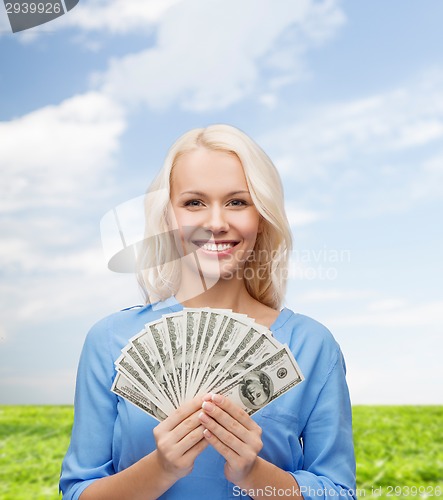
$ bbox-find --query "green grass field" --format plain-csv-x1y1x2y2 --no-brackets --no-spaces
0,406,442,499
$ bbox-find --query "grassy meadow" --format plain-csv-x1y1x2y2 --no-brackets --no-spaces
0,405,442,499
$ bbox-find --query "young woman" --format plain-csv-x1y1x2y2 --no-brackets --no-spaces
60,125,356,499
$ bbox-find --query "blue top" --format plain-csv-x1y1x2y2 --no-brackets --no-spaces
60,299,357,499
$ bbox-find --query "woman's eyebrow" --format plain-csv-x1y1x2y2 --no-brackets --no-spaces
179,190,206,196
180,190,250,196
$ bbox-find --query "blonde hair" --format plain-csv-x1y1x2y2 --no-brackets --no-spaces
137,124,292,309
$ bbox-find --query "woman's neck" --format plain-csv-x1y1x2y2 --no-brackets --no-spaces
176,275,254,312
174,264,281,328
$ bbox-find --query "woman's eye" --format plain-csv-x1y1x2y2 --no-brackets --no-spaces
184,200,203,207
229,199,248,207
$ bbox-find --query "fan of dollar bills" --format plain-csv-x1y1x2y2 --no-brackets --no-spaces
112,308,304,421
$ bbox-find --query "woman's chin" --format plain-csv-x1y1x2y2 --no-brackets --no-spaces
201,266,242,283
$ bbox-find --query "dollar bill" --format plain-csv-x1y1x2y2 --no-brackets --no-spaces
218,345,304,415
189,310,229,394
130,328,179,408
198,314,278,393
182,308,206,400
114,350,174,415
119,343,172,406
196,316,255,394
111,372,167,422
145,319,181,406
162,312,186,404
209,329,280,393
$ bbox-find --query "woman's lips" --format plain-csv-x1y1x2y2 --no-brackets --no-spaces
192,240,240,255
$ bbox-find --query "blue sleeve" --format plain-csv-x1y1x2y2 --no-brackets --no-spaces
290,348,357,499
60,316,118,500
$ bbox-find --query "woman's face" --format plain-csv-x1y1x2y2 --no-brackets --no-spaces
170,147,261,282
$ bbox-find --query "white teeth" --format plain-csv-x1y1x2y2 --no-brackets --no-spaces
201,242,234,252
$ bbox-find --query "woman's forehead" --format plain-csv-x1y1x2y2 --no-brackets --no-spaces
171,148,248,191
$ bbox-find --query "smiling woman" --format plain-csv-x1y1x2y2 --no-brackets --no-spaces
59,124,357,500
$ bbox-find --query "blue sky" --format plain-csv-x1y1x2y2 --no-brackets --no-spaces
1,0,442,405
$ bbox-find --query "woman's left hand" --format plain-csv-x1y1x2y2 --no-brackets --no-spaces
198,393,263,484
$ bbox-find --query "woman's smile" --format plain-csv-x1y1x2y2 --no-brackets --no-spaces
191,239,240,256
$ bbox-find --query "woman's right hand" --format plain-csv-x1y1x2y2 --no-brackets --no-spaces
153,394,209,480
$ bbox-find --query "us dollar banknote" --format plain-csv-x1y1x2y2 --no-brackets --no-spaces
112,308,305,419
218,345,304,414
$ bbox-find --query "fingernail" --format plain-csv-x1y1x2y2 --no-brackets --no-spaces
202,401,215,412
198,411,209,423
211,393,223,404
203,428,212,438
202,393,213,402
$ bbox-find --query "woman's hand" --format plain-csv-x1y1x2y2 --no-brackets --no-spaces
153,395,209,481
198,393,263,484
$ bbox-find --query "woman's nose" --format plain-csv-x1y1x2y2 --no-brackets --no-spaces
203,206,229,233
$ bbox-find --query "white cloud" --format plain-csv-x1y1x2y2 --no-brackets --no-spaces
19,270,140,322
367,298,407,312
0,0,184,38
0,237,104,275
263,69,443,213
258,93,278,110
0,90,130,347
59,0,183,33
0,256,141,325
285,203,324,227
3,0,345,113
348,364,443,405
268,79,443,175
0,324,7,343
0,91,126,212
297,288,374,302
0,4,11,33
328,299,443,328
390,119,443,150
98,0,345,111
0,370,78,404
409,150,443,201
